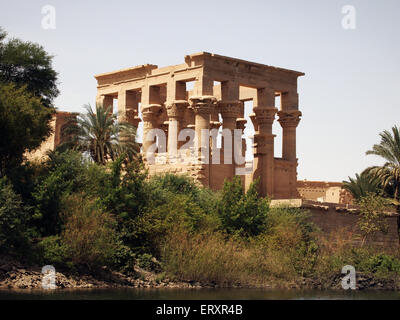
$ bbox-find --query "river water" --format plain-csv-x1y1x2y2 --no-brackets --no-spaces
0,288,400,300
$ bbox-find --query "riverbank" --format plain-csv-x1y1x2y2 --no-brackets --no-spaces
0,257,203,289
1,258,399,290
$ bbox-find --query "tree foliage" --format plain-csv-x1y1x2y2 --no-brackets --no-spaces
0,27,59,108
0,177,29,254
0,83,54,176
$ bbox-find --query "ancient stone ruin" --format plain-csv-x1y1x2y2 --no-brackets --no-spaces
94,52,304,199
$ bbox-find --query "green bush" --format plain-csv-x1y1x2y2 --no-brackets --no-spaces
0,177,30,254
147,173,219,220
147,173,199,208
97,158,149,220
109,242,136,274
61,194,119,270
36,235,68,268
32,150,88,236
263,207,316,245
137,253,162,273
217,176,269,237
361,253,400,274
254,207,318,277
357,193,392,245
131,193,219,256
149,173,198,195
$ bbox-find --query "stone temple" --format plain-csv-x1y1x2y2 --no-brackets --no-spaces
94,52,303,199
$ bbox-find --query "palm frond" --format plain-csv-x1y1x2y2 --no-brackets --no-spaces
365,126,400,201
57,103,140,165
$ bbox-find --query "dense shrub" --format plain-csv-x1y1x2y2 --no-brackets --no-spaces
356,193,392,245
255,207,318,277
36,235,68,268
32,150,88,236
0,177,29,254
131,193,219,256
364,253,400,274
109,242,136,273
136,253,162,273
147,173,207,209
120,173,219,256
102,158,149,220
148,173,198,196
161,230,260,285
160,204,320,285
61,194,119,270
217,176,269,237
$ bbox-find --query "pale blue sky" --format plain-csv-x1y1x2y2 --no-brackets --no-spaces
1,0,399,182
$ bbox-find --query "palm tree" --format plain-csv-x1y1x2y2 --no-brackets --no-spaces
342,171,382,200
365,126,400,202
60,104,140,165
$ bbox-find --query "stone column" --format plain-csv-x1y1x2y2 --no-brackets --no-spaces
142,104,161,156
277,110,301,162
189,96,215,187
253,107,277,197
166,100,188,158
219,101,241,179
252,87,277,197
277,90,301,198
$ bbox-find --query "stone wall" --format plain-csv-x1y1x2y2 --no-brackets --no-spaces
302,200,399,247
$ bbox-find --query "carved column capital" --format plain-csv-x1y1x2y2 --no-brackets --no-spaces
166,100,188,119
142,104,162,123
218,100,241,119
142,103,162,115
253,106,278,126
189,95,216,115
277,110,302,128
